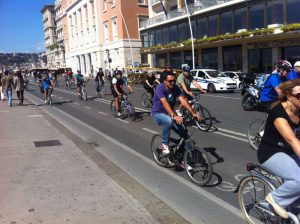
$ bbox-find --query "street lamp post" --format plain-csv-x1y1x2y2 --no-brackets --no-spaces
184,0,195,70
104,0,134,69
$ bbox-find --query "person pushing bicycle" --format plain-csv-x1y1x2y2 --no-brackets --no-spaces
152,70,202,169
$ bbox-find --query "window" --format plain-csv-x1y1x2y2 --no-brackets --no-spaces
202,48,218,69
234,8,247,32
112,18,118,41
103,1,107,11
170,25,178,42
208,15,218,37
198,71,205,78
184,51,198,67
111,0,116,6
197,17,207,38
162,27,169,45
170,52,182,69
103,22,109,43
223,45,242,71
138,16,148,29
287,0,300,24
267,0,283,25
155,29,162,45
149,30,155,47
220,11,232,34
178,22,187,42
138,0,146,4
84,5,89,29
249,4,265,30
248,48,272,74
141,31,149,48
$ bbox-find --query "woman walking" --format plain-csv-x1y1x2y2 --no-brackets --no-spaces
1,71,14,107
14,71,25,106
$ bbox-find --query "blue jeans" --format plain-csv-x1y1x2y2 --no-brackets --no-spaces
262,152,300,208
153,113,188,146
6,87,12,106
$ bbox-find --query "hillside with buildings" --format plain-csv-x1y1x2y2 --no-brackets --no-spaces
0,53,45,71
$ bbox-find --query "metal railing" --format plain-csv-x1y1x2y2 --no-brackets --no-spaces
141,0,236,28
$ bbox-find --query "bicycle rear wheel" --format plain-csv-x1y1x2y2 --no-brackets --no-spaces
194,105,212,132
247,119,265,151
151,135,170,167
141,93,151,108
83,89,87,101
184,146,213,186
238,176,276,224
49,95,52,107
127,102,136,121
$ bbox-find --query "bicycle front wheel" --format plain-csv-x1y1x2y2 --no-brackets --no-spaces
126,102,136,121
247,119,265,151
195,105,212,132
238,176,274,224
141,93,151,108
151,135,170,167
83,89,87,101
184,146,213,186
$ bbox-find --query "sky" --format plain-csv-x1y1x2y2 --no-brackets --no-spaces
0,0,54,53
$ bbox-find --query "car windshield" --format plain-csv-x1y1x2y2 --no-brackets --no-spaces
206,71,226,78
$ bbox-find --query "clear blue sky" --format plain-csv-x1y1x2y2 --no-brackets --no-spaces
0,0,54,53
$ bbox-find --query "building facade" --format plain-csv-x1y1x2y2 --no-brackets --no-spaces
41,5,58,68
140,0,300,74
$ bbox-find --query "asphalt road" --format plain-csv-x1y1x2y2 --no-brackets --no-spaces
26,77,266,217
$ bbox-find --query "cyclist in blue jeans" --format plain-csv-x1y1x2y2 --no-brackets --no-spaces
258,79,300,219
152,70,201,169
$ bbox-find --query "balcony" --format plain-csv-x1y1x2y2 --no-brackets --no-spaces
141,0,237,28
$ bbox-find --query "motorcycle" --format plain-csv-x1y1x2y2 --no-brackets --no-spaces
241,83,262,111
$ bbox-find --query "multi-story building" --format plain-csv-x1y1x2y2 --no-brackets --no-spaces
140,0,300,74
41,5,57,68
101,0,148,71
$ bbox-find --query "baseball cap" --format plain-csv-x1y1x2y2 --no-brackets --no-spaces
294,61,300,67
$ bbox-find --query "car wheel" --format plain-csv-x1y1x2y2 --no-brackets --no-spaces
207,84,216,93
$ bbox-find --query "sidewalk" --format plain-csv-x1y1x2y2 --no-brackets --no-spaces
0,99,159,224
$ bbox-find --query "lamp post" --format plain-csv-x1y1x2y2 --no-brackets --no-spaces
184,0,195,70
104,0,134,69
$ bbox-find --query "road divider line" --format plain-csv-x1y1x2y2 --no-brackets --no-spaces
217,127,247,137
116,118,130,124
84,106,91,110
74,102,80,105
142,128,159,135
214,131,248,143
27,115,43,118
98,111,108,116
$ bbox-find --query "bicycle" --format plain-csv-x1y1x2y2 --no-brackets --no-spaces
110,93,136,121
151,117,213,186
79,84,87,101
181,94,212,132
247,116,267,151
236,163,300,224
45,89,53,106
96,82,106,98
141,84,156,108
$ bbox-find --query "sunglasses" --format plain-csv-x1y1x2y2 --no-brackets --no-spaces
290,93,300,100
166,79,175,83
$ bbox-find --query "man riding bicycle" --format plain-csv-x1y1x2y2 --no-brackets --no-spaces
176,65,205,116
74,70,86,97
143,71,160,98
260,60,292,110
110,70,133,117
152,70,202,169
95,67,105,94
41,72,54,104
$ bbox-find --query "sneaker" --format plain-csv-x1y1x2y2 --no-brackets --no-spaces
159,144,170,156
117,112,122,117
175,109,183,117
266,193,288,219
178,161,192,171
45,100,48,104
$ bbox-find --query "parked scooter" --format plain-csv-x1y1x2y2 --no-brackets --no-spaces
241,83,262,111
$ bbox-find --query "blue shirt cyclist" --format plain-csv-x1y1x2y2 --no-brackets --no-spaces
287,61,300,80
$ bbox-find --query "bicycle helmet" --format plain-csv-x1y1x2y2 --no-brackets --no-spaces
277,60,292,71
182,65,191,73
115,70,122,76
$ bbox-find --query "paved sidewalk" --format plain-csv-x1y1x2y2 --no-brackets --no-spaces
0,99,159,224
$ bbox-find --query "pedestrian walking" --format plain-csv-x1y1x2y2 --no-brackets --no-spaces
1,70,15,107
14,70,24,106
0,72,4,100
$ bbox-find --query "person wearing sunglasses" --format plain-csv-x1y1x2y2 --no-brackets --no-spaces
257,79,300,219
151,70,202,169
259,60,293,110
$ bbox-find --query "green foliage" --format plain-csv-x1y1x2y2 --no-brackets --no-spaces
281,23,300,32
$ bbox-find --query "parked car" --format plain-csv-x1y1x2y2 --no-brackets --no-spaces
222,71,244,89
190,69,237,93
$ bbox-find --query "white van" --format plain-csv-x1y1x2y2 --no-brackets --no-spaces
190,69,237,93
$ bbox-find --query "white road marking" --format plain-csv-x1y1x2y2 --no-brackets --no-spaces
84,106,91,110
58,96,63,99
116,118,130,124
217,127,247,137
0,110,9,113
98,111,108,116
214,131,248,143
27,115,43,118
203,95,241,100
142,128,159,135
74,102,80,105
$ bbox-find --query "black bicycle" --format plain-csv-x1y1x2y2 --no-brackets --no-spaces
110,93,136,121
182,94,212,132
151,117,213,186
